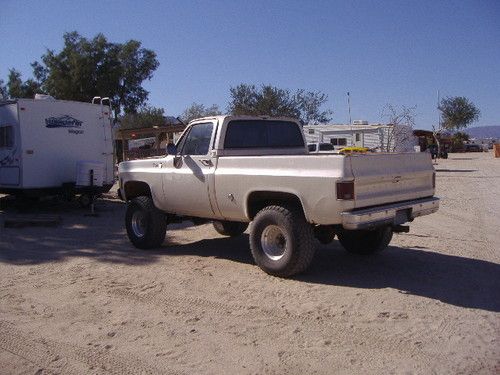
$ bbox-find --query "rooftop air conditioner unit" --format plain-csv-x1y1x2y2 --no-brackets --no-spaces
353,120,369,125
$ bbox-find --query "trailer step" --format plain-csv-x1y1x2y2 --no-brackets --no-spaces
4,215,62,228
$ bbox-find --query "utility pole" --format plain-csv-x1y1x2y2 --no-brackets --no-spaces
347,92,352,125
347,92,353,146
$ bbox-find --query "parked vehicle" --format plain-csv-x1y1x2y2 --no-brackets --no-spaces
307,142,335,153
0,96,114,203
463,143,483,152
118,116,439,277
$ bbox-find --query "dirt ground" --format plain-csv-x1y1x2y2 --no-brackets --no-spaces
0,152,499,375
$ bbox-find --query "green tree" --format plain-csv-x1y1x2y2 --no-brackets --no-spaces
451,131,470,150
438,96,480,131
227,84,332,124
294,89,333,124
31,31,159,117
180,102,222,123
6,69,42,99
0,79,7,100
120,106,165,130
432,96,480,159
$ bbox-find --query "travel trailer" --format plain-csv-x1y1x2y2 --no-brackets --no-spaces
0,96,114,203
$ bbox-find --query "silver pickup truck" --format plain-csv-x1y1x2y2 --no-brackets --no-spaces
118,115,439,277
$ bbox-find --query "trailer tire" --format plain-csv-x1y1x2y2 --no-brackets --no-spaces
337,226,393,255
250,205,315,277
125,196,166,249
213,221,248,237
78,194,92,208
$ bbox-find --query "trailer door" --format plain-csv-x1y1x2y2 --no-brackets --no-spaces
0,103,21,187
101,105,114,185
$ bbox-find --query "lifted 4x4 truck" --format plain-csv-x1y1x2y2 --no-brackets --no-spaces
118,116,439,277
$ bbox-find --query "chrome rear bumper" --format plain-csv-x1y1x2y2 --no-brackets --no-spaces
341,197,440,230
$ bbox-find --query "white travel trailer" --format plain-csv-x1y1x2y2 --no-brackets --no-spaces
0,96,114,201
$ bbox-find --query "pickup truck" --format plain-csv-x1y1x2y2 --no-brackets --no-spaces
118,115,439,277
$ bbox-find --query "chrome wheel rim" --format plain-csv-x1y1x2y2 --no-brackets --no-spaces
131,210,147,238
261,225,287,260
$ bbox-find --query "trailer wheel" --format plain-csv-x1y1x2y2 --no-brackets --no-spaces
78,194,92,208
213,221,248,237
125,196,166,249
337,226,393,255
250,205,315,277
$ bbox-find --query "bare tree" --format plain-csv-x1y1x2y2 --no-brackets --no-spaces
381,104,416,152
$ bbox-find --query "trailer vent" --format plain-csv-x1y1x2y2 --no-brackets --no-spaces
76,161,104,187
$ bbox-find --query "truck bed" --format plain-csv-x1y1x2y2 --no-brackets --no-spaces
346,152,435,209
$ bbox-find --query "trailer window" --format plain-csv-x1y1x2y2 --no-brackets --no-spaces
0,126,14,148
330,138,347,146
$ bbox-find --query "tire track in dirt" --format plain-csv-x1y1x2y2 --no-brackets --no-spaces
0,320,75,374
0,320,182,375
106,282,435,364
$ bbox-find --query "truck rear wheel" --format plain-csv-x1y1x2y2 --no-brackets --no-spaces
125,196,166,249
337,226,393,255
213,221,248,237
250,205,315,277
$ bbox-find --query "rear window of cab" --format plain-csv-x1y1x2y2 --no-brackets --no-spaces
224,120,304,149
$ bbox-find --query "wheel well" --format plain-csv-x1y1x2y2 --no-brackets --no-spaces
247,191,305,220
124,181,152,200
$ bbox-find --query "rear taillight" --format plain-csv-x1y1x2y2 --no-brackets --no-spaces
432,172,436,189
337,181,355,200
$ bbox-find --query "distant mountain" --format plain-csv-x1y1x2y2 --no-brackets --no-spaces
464,126,500,139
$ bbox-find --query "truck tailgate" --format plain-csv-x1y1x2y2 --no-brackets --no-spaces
348,153,435,209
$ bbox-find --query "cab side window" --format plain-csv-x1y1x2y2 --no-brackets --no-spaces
180,122,214,155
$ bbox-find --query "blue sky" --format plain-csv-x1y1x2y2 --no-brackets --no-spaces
1,0,499,129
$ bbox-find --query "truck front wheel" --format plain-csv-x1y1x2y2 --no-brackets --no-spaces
213,221,248,237
125,196,166,249
337,226,393,255
250,205,315,277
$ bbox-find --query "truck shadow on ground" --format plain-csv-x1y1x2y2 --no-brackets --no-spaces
1,197,498,313
299,242,500,313
164,235,500,313
0,198,161,266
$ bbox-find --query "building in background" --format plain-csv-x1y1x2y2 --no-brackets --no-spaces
303,121,417,152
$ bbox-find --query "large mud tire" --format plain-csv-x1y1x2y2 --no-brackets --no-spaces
250,205,315,277
125,196,166,249
337,226,393,255
213,221,248,237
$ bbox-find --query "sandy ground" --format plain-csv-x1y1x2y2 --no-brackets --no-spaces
0,152,499,375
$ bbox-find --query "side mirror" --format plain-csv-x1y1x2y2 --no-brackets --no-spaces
166,143,177,155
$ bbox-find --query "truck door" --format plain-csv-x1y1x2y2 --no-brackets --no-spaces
161,122,218,217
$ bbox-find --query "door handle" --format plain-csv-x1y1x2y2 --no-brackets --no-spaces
199,159,213,167
153,162,163,168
